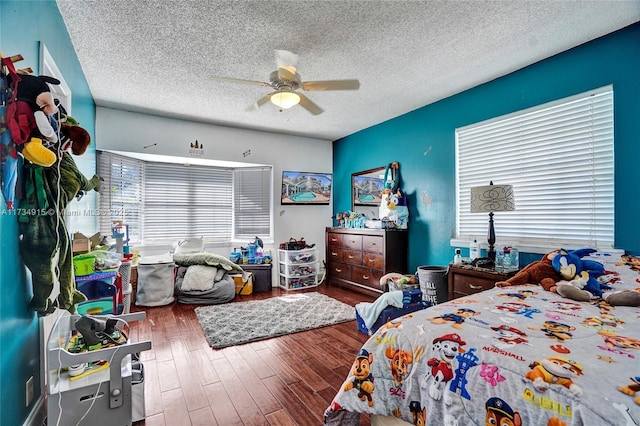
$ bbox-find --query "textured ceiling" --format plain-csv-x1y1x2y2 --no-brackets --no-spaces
56,1,640,141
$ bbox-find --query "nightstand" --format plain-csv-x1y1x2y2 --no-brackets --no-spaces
448,264,517,300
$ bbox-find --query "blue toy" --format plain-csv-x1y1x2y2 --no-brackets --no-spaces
551,248,610,297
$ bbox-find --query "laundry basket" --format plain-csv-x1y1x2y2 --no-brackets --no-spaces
417,266,448,305
136,253,175,307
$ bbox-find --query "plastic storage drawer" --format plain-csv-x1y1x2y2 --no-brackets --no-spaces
279,248,316,264
279,261,318,277
279,274,318,290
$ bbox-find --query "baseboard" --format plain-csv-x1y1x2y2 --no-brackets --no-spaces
22,395,45,426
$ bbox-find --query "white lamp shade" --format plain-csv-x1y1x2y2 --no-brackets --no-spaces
271,91,300,109
470,184,515,213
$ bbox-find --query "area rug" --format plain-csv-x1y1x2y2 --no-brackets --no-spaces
195,292,355,349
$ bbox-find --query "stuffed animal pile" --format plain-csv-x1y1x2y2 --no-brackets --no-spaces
2,56,99,315
496,248,640,307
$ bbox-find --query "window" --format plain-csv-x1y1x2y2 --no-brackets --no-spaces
456,86,614,250
233,167,272,240
97,151,273,245
97,152,144,241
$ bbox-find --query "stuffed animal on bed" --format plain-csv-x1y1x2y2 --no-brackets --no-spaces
548,248,608,301
497,249,640,307
19,115,99,315
550,248,640,306
495,250,562,290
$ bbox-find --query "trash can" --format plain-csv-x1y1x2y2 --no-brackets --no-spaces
417,266,448,305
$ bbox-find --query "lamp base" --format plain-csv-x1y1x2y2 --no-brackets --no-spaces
487,212,496,261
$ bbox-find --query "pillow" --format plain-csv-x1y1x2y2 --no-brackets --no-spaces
173,252,243,272
181,265,218,291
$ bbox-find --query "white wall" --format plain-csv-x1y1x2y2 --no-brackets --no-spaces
95,107,334,265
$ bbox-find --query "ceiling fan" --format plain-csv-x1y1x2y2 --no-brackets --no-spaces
210,50,360,115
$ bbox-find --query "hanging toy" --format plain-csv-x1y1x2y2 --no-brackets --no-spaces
19,113,99,315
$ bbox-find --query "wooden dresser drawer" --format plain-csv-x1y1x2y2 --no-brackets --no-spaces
343,249,363,265
342,234,363,250
327,233,342,247
327,247,343,262
362,252,383,269
452,275,495,298
447,264,516,300
351,266,383,290
328,261,351,281
363,235,384,254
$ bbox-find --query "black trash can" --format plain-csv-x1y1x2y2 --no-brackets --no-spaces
417,266,448,305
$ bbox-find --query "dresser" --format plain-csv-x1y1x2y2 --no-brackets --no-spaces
326,227,408,295
447,263,517,300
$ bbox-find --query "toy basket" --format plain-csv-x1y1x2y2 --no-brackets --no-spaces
73,254,95,276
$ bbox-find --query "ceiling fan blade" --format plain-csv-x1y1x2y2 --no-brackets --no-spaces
297,93,324,115
246,93,273,111
209,76,271,87
302,79,360,91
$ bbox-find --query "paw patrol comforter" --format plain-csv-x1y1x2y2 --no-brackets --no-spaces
325,254,640,426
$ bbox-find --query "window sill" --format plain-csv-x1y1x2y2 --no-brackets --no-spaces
449,238,624,256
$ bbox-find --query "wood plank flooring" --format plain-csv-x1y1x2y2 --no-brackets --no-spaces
129,283,376,426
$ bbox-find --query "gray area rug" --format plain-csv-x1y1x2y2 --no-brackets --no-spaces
195,292,355,349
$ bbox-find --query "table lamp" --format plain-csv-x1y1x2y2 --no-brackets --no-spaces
470,181,515,260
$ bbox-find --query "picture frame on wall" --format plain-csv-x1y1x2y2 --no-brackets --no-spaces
281,171,332,205
352,175,384,206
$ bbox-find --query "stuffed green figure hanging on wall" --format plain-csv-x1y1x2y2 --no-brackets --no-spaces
19,113,99,315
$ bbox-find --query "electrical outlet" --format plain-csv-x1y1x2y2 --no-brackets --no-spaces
25,376,34,407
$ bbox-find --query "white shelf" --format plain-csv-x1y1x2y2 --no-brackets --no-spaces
278,248,320,290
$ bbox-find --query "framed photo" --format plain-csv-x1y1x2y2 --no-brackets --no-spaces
352,175,384,206
281,171,332,205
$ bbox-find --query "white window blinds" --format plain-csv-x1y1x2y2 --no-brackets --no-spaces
97,151,273,245
97,151,144,241
143,162,233,243
456,85,614,249
233,167,272,240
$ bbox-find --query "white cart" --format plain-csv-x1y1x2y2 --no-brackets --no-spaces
47,312,152,426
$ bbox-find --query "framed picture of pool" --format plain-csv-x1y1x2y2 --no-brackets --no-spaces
352,175,384,206
281,171,332,205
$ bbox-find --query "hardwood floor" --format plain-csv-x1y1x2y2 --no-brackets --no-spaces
129,283,377,426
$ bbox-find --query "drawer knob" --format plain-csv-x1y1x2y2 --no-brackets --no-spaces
331,252,338,256
362,275,370,280
335,268,342,273
469,284,483,290
366,258,374,263
348,255,355,259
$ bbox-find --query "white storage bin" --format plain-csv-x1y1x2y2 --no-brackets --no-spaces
279,274,318,290
279,261,319,277
279,248,316,264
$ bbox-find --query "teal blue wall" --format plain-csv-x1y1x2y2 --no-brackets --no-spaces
1,1,95,424
334,23,640,272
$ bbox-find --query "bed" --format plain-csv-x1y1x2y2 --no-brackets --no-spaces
325,252,640,426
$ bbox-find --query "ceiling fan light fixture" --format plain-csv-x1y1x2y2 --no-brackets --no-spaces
271,91,300,109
